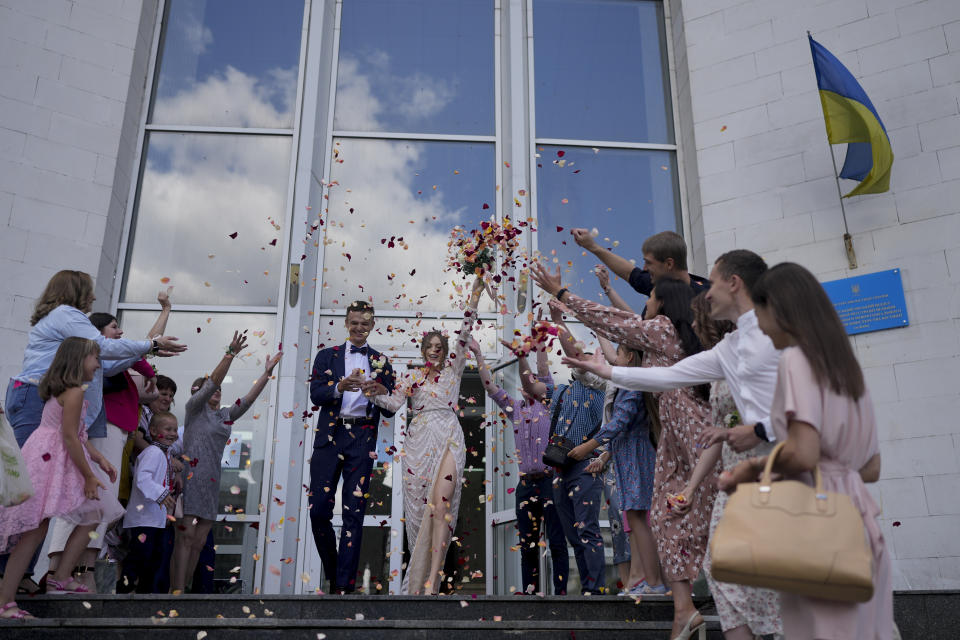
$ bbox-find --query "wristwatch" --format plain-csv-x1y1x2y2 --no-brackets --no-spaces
151,339,160,354
754,421,769,442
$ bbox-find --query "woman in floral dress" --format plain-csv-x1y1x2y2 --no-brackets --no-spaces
543,271,718,640
669,293,782,639
372,277,484,595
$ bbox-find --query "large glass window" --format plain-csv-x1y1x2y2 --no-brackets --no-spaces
534,0,672,143
535,145,679,300
122,133,291,306
334,0,494,135
117,0,306,594
533,0,680,301
151,0,304,128
320,139,497,310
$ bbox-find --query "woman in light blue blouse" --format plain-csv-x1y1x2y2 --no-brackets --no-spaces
0,270,185,593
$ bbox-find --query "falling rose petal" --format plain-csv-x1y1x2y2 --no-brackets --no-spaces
561,198,568,204
82,601,92,609
138,533,148,543
557,150,565,157
197,632,208,640
230,485,241,495
482,203,490,209
160,277,170,284
507,487,515,494
228,232,238,239
42,452,52,461
892,521,901,527
720,125,727,132
556,226,564,232
517,189,527,196
269,239,278,246
196,327,202,333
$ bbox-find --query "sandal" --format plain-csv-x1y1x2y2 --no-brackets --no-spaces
46,577,90,595
0,601,34,620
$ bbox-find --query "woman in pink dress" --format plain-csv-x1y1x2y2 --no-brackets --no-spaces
0,338,124,619
720,262,893,640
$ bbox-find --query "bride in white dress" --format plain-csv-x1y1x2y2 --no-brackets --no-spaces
372,277,485,595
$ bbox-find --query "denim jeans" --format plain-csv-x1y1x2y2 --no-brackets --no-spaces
515,473,568,594
552,459,606,593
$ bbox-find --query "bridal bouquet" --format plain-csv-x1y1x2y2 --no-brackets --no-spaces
446,217,523,281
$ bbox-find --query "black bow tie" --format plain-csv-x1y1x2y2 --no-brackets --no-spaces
350,345,368,355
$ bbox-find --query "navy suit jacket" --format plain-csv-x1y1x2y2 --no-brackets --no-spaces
309,343,396,449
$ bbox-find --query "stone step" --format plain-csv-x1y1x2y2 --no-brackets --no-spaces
14,593,717,622
0,616,726,639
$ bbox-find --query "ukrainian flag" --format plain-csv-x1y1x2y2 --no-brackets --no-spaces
809,35,893,197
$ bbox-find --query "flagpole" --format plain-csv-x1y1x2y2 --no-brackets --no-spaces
809,30,858,270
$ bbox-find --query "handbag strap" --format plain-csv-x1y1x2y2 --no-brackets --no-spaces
760,440,825,502
549,386,570,438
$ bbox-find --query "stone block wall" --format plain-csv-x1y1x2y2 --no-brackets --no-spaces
678,0,960,588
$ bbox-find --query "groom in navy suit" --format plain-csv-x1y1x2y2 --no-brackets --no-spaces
309,300,396,593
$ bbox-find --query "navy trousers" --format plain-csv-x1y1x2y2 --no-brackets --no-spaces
552,459,606,593
309,420,377,592
515,473,568,595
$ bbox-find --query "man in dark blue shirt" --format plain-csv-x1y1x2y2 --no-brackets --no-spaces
570,228,709,298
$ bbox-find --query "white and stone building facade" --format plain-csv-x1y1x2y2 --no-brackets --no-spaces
1,0,958,592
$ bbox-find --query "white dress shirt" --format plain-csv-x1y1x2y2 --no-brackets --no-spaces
335,342,371,418
123,444,171,529
610,309,781,441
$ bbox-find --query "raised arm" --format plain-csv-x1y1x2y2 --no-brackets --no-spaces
146,288,173,339
450,276,486,376
571,228,637,283
186,331,247,415
597,336,618,365
594,265,634,312
468,339,500,396
228,352,282,421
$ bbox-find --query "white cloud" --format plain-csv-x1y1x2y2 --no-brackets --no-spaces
333,52,456,131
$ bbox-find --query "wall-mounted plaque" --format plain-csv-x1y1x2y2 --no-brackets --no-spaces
822,269,909,336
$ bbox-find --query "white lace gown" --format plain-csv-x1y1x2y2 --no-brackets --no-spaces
373,300,478,594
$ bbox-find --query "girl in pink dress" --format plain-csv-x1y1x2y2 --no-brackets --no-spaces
0,337,124,620
720,262,894,640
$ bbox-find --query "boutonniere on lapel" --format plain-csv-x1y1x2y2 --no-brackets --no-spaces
371,355,387,371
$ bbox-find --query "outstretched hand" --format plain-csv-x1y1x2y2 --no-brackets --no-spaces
594,264,610,290
467,338,482,355
264,352,283,374
560,351,612,379
157,287,173,309
530,262,564,297
154,335,187,357
571,228,600,252
227,331,248,356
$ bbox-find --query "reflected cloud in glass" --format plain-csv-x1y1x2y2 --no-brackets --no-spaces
534,0,673,143
535,145,679,304
123,133,290,306
335,0,494,134
151,0,304,128
320,138,496,312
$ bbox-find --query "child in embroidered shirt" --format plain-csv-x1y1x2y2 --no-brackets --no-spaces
118,411,178,593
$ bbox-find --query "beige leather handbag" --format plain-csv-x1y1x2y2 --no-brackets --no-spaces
710,442,874,603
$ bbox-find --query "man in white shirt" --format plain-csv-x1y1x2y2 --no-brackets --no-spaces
559,250,780,452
